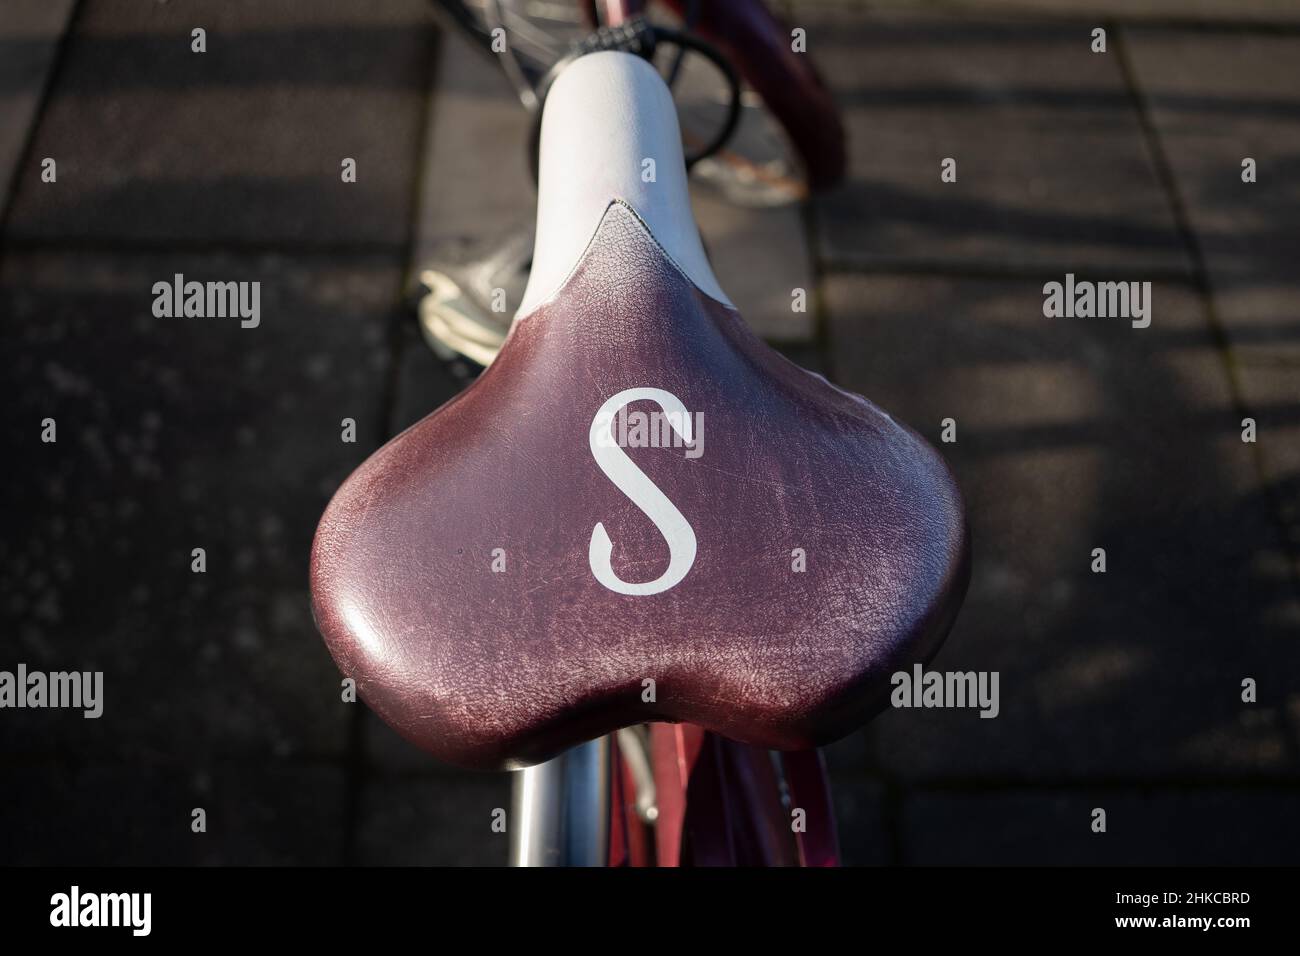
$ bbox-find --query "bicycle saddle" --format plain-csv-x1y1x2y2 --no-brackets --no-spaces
311,52,969,770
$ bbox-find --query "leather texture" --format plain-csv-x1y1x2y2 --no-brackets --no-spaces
311,201,970,770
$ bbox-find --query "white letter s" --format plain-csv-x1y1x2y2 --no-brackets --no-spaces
588,388,697,595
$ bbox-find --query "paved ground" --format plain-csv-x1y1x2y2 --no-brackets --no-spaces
1,1,1297,865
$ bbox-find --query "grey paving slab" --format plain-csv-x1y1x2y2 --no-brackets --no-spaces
902,787,1300,865
1124,28,1300,562
196,762,349,865
1233,348,1300,581
4,0,435,246
1124,30,1300,288
774,343,829,377
358,771,511,865
0,760,346,865
825,273,1300,781
390,291,477,433
365,708,444,773
692,189,817,341
0,250,401,762
822,727,872,775
804,11,1189,275
1,762,198,865
412,26,535,266
828,775,891,865
0,0,76,226
413,26,817,340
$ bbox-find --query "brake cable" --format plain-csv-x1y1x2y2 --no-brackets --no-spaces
663,0,701,90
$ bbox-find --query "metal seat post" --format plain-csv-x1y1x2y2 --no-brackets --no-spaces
509,736,610,866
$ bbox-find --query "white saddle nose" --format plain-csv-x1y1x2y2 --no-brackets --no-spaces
517,50,732,319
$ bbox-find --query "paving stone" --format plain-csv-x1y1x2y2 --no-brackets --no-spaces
364,691,467,775
4,0,435,246
0,250,402,762
804,11,1189,275
1124,30,1300,288
692,189,817,340
1233,349,1300,578
828,775,890,865
198,761,349,865
191,761,348,865
365,709,443,773
412,26,535,267
0,760,346,865
774,343,829,377
902,787,1300,864
822,728,873,776
358,771,511,865
825,273,1300,781
1,761,196,865
0,0,76,225
389,316,472,436
1124,28,1300,564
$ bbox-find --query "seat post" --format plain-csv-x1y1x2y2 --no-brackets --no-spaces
509,736,610,866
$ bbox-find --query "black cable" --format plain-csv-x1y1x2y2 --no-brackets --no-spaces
664,0,701,90
658,26,741,167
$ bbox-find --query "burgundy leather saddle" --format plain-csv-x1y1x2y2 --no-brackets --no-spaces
311,53,969,770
